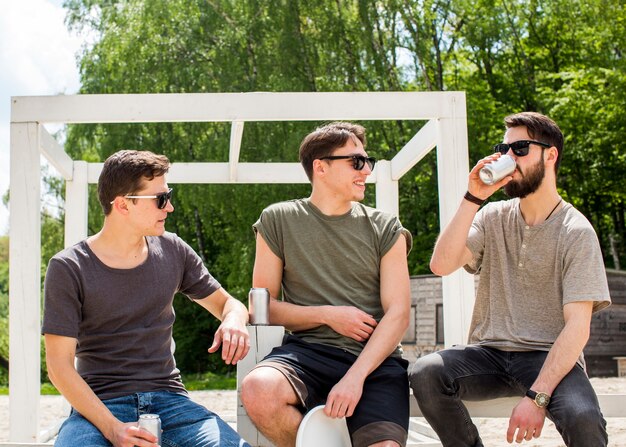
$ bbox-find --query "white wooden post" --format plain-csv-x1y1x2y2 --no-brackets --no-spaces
435,95,475,347
375,160,398,216
9,122,42,442
64,161,89,247
236,326,285,446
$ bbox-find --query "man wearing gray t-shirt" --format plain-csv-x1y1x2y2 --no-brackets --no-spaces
409,112,611,447
241,122,412,447
43,150,251,447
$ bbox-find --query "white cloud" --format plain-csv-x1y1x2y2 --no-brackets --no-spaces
0,0,82,235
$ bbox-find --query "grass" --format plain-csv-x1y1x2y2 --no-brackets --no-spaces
182,372,236,390
0,372,236,395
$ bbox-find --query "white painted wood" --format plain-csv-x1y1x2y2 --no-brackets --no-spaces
375,160,399,216
435,109,475,347
9,91,469,441
37,417,65,443
64,161,89,247
237,326,285,447
11,92,467,124
391,119,437,181
410,393,626,418
229,121,245,182
9,123,42,443
89,162,332,185
597,394,626,417
38,128,73,180
0,443,53,446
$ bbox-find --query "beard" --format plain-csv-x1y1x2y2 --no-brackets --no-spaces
504,156,545,199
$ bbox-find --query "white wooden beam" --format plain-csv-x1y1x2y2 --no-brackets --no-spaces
11,92,466,124
87,162,377,185
391,119,437,181
435,95,475,348
39,128,73,180
229,121,245,182
375,160,399,215
64,161,89,247
9,123,41,442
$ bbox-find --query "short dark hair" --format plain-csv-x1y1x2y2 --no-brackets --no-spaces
504,112,564,174
98,150,170,215
299,122,367,182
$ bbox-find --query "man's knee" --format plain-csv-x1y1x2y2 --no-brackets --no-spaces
55,413,110,447
408,353,446,396
557,402,607,443
241,367,294,417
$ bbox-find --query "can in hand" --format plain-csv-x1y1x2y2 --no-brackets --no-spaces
479,154,516,185
138,413,162,445
248,287,270,325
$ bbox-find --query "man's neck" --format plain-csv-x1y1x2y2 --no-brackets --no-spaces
87,221,149,268
309,190,353,216
518,183,562,226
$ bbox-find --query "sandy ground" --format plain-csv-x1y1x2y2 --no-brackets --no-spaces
1,378,624,446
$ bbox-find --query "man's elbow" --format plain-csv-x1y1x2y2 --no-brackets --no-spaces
45,356,62,387
430,257,452,277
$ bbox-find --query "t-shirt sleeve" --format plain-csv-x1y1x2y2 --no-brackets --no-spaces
464,206,487,274
379,215,412,258
562,224,611,312
252,206,284,261
177,237,221,300
42,257,82,338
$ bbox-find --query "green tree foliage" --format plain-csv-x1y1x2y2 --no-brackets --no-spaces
0,236,9,383
41,0,625,376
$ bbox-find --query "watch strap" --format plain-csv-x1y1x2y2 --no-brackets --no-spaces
525,389,537,400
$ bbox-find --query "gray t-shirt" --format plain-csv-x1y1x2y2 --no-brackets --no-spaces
42,232,220,400
465,199,610,353
253,198,412,357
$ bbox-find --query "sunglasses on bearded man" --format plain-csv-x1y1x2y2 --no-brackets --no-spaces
492,140,551,157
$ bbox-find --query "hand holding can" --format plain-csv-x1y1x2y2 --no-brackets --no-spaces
138,414,161,445
479,154,516,185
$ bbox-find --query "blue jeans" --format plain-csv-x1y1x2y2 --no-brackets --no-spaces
55,391,251,447
408,345,607,447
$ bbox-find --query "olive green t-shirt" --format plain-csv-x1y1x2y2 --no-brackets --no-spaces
253,198,412,357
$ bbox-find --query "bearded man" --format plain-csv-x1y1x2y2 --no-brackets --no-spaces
408,112,611,447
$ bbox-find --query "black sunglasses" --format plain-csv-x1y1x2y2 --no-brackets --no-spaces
319,155,377,171
492,140,551,157
124,188,174,209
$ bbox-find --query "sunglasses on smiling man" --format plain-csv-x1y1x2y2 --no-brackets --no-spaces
318,155,377,171
113,188,174,210
492,140,552,157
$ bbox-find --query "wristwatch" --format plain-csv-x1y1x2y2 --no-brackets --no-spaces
526,389,551,408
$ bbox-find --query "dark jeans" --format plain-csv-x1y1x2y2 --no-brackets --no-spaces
408,345,607,447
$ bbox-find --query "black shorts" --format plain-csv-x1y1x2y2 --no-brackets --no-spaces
255,334,409,447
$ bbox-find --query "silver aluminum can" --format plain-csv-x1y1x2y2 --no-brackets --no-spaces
479,154,516,185
248,287,270,325
138,413,161,445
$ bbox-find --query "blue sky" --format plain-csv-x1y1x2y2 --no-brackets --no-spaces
0,0,82,235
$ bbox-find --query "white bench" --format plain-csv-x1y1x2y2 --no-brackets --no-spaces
237,326,626,446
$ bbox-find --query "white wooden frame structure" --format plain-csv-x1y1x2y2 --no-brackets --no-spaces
8,91,475,443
